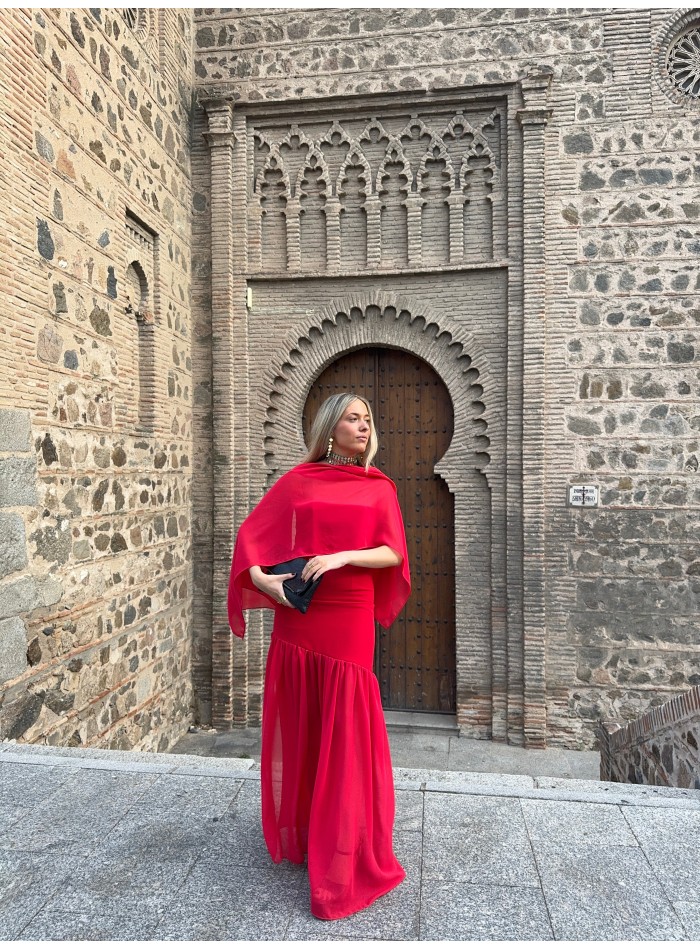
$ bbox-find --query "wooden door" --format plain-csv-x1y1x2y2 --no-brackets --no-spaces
302,347,456,713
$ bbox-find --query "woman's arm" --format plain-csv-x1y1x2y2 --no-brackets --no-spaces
344,545,403,568
300,545,402,583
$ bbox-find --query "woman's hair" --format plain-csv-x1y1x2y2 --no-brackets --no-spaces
302,392,379,470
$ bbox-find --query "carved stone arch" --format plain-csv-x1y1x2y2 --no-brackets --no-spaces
278,123,313,198
417,137,457,193
336,148,372,201
295,146,331,201
251,292,509,747
297,147,331,270
376,137,412,199
398,115,433,141
460,136,499,191
319,121,351,197
441,113,479,142
257,292,499,491
398,115,435,190
251,130,272,192
479,108,499,134
358,118,392,192
254,146,291,200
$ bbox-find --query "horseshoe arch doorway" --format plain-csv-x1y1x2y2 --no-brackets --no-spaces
302,346,456,714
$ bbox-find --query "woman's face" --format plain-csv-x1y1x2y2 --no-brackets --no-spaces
332,399,371,457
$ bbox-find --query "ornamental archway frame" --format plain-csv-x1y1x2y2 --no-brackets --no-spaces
247,292,513,745
202,68,552,748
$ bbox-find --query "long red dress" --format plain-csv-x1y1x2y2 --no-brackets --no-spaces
228,463,411,920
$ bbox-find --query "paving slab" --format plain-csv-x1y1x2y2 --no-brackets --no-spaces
286,879,421,941
521,798,639,847
622,806,700,903
389,747,450,771
672,902,700,940
0,762,79,808
1,744,697,941
20,908,158,942
0,850,80,940
536,774,700,802
155,893,291,941
533,842,687,941
130,771,243,819
422,793,540,888
394,831,422,876
421,881,554,941
394,789,423,833
169,728,601,782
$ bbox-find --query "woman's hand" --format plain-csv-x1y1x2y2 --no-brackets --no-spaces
300,552,349,583
249,566,295,607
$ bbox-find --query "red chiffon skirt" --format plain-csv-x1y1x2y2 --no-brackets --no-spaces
260,564,405,920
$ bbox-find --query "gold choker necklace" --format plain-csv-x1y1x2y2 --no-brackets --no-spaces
325,450,362,466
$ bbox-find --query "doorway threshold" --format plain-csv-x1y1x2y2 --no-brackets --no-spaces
383,710,459,735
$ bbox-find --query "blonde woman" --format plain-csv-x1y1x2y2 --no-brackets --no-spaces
228,393,411,920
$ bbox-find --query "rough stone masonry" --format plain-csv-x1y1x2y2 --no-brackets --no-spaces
190,7,700,749
0,8,699,754
0,9,195,750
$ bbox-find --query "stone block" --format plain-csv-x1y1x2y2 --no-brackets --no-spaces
0,691,45,741
0,617,28,683
534,840,686,939
0,850,79,940
152,891,294,941
0,576,40,620
36,574,62,608
394,789,423,833
0,763,79,809
672,901,700,940
0,514,28,579
622,806,700,902
19,909,158,942
36,325,62,362
286,879,420,940
422,793,540,886
420,881,554,941
0,410,31,453
521,798,638,847
130,771,243,819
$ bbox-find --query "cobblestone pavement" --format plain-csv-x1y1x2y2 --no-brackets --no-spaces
1,742,699,941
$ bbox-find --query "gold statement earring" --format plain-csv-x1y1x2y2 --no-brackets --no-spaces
326,436,333,459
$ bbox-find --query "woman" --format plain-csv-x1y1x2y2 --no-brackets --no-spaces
228,393,411,920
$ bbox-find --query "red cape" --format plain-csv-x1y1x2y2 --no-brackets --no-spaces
227,463,411,638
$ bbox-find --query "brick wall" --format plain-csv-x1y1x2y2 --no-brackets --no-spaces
192,8,700,747
0,9,195,751
599,684,700,787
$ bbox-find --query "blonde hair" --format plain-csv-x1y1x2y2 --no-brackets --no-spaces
302,392,378,470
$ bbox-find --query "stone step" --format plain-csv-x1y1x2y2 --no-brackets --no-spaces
2,742,699,810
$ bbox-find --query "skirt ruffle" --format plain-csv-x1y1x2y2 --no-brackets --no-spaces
261,635,406,920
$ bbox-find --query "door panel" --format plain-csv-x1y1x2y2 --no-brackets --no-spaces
303,347,456,713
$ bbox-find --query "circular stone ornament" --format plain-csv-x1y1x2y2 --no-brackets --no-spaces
654,10,700,107
667,26,700,98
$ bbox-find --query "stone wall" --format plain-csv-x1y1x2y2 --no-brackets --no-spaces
192,8,700,747
599,685,700,788
0,9,195,751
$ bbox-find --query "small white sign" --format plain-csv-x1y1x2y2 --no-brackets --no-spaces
569,485,599,507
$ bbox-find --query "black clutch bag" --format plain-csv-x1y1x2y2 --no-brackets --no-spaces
265,556,322,613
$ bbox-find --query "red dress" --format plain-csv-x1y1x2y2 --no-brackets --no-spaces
228,463,411,920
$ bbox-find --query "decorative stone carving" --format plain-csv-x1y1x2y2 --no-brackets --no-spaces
653,10,700,108
247,104,507,274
